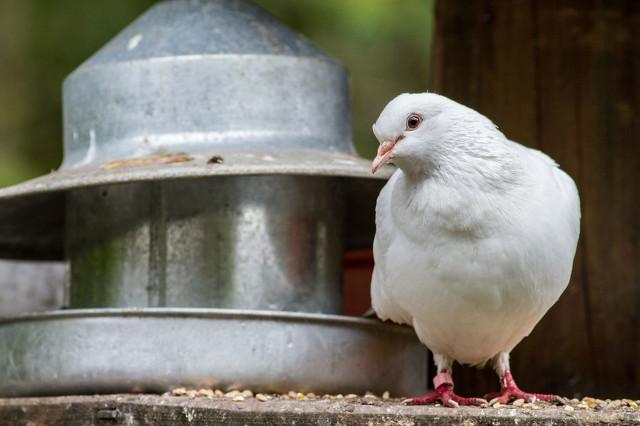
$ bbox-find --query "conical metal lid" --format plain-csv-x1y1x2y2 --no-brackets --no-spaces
62,0,359,168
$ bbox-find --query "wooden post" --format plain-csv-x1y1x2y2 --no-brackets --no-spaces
432,0,640,398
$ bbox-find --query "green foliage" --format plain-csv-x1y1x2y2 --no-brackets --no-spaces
0,0,156,188
0,0,432,187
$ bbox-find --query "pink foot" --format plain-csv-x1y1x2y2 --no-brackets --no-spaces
407,372,487,408
485,369,558,404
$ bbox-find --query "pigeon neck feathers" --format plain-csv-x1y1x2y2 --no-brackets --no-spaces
398,111,524,195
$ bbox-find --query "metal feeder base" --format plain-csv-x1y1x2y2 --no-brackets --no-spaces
0,309,427,397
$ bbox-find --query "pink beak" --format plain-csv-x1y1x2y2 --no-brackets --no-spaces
372,139,398,174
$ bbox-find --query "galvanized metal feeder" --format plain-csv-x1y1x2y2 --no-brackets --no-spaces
0,0,426,397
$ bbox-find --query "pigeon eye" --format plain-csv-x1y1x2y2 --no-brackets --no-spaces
406,114,422,130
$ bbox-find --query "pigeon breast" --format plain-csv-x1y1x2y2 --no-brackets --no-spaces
372,134,580,366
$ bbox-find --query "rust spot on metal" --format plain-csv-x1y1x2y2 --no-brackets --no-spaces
102,154,193,170
207,155,224,165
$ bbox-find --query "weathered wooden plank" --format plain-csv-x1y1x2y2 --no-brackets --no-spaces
1,394,638,426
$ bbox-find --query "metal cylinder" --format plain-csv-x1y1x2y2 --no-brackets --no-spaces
66,176,345,313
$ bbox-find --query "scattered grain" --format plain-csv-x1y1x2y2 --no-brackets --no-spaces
582,397,599,408
196,389,214,398
512,398,525,407
172,387,187,396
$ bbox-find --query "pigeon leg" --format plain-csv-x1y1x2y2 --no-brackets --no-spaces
485,352,558,404
407,371,487,407
407,354,486,407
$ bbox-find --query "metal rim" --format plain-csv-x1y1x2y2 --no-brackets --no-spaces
0,308,427,397
0,151,393,201
0,307,410,332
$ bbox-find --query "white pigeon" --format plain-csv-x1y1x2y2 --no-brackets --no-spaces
371,93,580,407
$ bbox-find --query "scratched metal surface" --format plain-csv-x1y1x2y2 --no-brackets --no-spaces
0,260,64,316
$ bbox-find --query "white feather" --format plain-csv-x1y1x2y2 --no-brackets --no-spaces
371,93,580,367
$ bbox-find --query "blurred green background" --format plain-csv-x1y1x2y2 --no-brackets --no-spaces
0,0,432,188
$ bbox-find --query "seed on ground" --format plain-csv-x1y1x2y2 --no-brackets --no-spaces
582,397,600,408
256,393,269,402
225,390,240,398
382,391,391,400
172,387,187,396
512,399,525,407
196,389,214,398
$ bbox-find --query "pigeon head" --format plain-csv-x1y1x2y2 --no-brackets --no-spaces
371,93,504,177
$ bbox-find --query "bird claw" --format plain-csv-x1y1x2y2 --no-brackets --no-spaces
406,385,487,407
487,390,555,405
485,370,558,405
